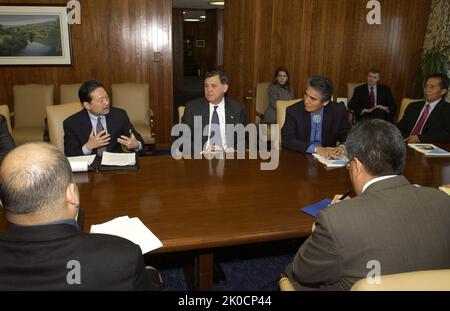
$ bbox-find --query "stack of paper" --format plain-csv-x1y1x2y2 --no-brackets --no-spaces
67,155,96,172
101,152,136,166
439,185,450,196
90,216,163,254
313,154,349,167
408,144,450,157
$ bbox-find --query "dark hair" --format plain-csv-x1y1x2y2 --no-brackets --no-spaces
0,143,73,215
368,68,381,75
272,66,290,88
205,70,228,85
78,80,105,103
307,75,333,102
425,73,450,94
346,119,406,176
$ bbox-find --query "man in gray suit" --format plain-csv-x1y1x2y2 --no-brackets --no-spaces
285,119,450,290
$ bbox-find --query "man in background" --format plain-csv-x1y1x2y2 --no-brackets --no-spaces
64,80,145,156
348,69,396,123
398,72,450,143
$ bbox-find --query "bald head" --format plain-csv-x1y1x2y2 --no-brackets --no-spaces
0,143,74,219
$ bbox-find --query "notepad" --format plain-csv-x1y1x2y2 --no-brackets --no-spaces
313,154,349,167
90,216,163,254
67,155,96,172
300,198,332,217
101,152,136,166
408,144,450,157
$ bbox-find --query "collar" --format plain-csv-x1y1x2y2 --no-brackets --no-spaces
425,99,441,109
209,97,225,109
1,223,81,242
87,110,105,122
362,175,399,193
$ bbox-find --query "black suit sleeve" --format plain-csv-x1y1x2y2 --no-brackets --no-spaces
131,245,162,291
281,108,310,153
419,102,450,143
63,119,85,157
0,115,15,161
347,87,364,118
121,112,145,155
336,103,351,144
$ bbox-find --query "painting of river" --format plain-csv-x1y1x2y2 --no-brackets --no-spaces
0,14,62,57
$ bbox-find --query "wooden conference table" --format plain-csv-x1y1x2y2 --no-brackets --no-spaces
2,146,450,290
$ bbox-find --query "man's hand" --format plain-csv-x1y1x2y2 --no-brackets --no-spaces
404,135,420,143
85,129,110,151
331,194,351,205
361,107,376,114
374,105,389,112
316,146,345,160
117,131,140,150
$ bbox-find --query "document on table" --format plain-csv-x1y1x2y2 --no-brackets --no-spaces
300,199,332,217
67,155,96,172
90,216,163,254
312,154,349,167
101,152,136,166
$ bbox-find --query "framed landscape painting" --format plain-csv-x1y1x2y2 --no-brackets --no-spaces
0,6,72,65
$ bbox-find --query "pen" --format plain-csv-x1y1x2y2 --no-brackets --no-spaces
339,190,352,200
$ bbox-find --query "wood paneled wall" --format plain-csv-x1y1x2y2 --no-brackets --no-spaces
224,0,432,122
0,0,173,146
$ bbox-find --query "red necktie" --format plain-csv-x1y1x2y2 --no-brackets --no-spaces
410,104,430,136
369,87,375,108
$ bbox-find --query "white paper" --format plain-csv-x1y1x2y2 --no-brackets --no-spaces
313,153,349,167
67,155,96,172
68,155,96,165
90,216,163,254
101,152,136,166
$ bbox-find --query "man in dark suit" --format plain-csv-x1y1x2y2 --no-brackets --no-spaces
282,75,350,159
348,69,396,122
397,73,450,143
0,115,15,162
179,70,247,155
63,80,145,157
285,119,450,291
0,142,162,290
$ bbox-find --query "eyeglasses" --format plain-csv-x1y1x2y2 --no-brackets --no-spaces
345,158,354,170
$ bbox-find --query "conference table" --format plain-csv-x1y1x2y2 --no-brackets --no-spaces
1,146,450,290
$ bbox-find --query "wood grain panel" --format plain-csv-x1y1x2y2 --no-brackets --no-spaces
224,0,432,122
0,0,173,145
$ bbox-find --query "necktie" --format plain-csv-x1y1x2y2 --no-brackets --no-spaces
210,106,223,148
410,104,430,136
96,117,107,156
369,86,375,108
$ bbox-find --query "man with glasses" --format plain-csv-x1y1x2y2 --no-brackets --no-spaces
64,80,145,156
285,119,450,290
397,73,450,143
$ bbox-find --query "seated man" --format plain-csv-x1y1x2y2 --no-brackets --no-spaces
398,73,450,143
282,75,350,159
0,142,162,290
285,119,450,290
0,115,15,162
348,69,396,122
180,70,247,154
63,80,145,156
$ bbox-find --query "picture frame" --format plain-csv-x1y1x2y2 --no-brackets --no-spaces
0,5,72,65
196,40,205,48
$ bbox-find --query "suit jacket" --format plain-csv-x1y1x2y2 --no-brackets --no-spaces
0,223,160,290
281,101,350,153
397,99,450,143
286,176,450,291
0,115,15,162
348,84,396,122
180,97,247,153
63,107,145,157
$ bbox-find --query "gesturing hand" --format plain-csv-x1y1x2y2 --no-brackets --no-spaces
85,129,110,151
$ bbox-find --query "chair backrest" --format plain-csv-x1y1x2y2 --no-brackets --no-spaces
13,84,54,128
178,106,185,124
0,105,12,133
351,269,450,291
255,82,271,124
398,98,421,122
60,83,82,105
275,99,302,149
111,83,150,125
347,82,364,101
46,102,83,152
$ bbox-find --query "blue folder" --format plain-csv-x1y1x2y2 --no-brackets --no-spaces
300,198,332,217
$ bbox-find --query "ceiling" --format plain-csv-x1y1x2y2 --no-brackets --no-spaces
173,0,224,9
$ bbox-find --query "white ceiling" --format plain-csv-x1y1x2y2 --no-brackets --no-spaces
173,0,224,9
